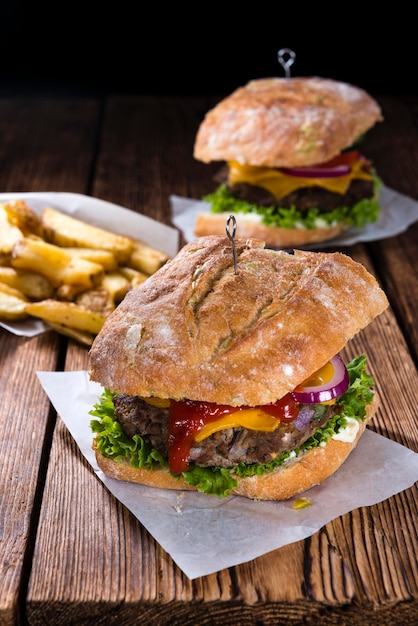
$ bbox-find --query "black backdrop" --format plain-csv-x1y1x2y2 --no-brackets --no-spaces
1,4,415,97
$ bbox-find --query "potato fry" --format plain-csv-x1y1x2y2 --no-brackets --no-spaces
0,282,28,300
0,283,28,320
11,238,104,289
24,300,107,334
62,247,118,271
41,207,134,264
0,253,12,266
0,205,24,254
128,241,170,275
100,271,131,304
55,283,90,301
0,267,54,300
130,275,149,289
2,200,45,238
0,200,173,347
45,322,95,347
75,288,115,315
118,265,149,287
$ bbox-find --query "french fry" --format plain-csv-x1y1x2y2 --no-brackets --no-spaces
0,283,28,320
0,205,24,254
118,266,149,288
0,200,173,347
128,241,170,275
2,200,46,238
41,207,134,264
75,288,115,315
11,238,104,289
24,300,107,334
45,321,95,347
0,253,11,266
0,267,54,300
55,283,90,301
0,282,28,300
100,271,131,304
62,247,118,271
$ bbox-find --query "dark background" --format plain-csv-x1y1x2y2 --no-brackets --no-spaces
0,4,415,98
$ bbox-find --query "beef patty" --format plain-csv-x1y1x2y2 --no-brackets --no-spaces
113,394,340,469
228,179,374,213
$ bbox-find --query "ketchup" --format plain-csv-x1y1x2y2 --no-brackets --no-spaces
260,394,299,422
168,394,299,474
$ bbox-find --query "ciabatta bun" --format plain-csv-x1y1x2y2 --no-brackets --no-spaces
89,236,388,407
194,211,347,248
193,77,382,168
93,394,378,501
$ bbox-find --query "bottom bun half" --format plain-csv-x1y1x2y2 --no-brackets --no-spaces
194,211,347,249
93,394,378,501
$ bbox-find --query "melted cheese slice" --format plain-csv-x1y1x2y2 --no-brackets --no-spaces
194,408,280,443
228,158,372,200
144,397,170,408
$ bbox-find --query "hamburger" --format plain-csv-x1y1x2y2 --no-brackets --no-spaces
193,77,383,248
88,235,388,500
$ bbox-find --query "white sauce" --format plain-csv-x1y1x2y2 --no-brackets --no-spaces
238,215,338,229
332,417,360,443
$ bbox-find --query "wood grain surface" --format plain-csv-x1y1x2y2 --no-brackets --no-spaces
0,94,417,625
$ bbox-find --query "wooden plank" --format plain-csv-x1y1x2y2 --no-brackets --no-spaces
365,95,418,361
370,223,418,362
0,332,60,626
90,95,220,226
0,97,100,193
0,97,100,625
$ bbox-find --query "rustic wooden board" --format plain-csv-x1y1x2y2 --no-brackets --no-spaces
0,97,100,626
1,93,417,624
24,95,418,624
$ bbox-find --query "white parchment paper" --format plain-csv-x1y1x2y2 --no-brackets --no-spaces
171,185,418,248
37,370,418,580
0,192,179,337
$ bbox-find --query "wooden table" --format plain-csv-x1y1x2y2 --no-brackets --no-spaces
1,93,417,626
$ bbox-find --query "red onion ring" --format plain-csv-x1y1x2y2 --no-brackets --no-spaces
292,355,349,404
280,164,351,179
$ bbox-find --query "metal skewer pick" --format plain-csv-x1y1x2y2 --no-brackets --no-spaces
226,215,239,275
277,48,296,78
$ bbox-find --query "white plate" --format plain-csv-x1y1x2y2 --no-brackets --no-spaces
171,185,418,249
0,191,179,337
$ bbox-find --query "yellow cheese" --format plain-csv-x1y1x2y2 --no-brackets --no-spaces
298,360,334,387
143,397,170,408
228,158,372,200
294,360,337,405
194,408,280,442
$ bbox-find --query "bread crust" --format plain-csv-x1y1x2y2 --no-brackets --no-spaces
89,236,389,406
194,211,347,248
194,77,382,168
93,393,378,501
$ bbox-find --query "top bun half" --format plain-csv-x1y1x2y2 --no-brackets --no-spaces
193,77,382,168
89,236,388,407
